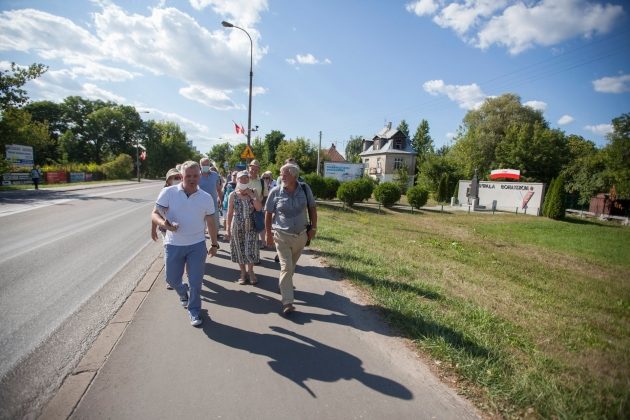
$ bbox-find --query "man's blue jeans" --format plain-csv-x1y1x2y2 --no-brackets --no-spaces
165,241,207,317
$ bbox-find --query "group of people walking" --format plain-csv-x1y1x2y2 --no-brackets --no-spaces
151,158,317,327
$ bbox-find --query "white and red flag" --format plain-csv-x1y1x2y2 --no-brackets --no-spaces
233,121,245,135
490,169,520,180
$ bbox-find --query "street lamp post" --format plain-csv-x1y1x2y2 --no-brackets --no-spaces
222,20,253,148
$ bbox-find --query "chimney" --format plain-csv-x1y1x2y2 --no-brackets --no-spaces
387,121,392,130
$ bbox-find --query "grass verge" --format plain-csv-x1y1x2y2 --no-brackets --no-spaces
315,205,630,418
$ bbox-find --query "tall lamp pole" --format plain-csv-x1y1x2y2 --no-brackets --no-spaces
222,20,253,148
137,111,150,182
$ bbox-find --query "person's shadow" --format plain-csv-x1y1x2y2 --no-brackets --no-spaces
201,319,413,400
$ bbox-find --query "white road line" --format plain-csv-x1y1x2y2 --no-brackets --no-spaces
0,184,159,218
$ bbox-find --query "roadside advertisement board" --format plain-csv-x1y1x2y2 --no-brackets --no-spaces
323,162,363,182
46,171,67,184
69,172,86,182
2,173,32,186
457,180,545,216
5,144,34,168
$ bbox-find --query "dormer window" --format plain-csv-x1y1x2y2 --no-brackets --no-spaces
393,137,403,150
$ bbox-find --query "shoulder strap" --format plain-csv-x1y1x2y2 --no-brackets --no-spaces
300,182,311,224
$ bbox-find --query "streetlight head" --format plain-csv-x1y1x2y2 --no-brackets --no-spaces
221,21,234,28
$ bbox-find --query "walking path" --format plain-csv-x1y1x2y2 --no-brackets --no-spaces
42,237,480,420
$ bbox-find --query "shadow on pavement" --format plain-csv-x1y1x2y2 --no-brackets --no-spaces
200,319,413,400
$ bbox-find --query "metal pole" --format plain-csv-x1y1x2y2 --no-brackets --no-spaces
317,131,321,175
136,136,140,182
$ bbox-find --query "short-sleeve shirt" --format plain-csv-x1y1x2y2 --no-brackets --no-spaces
156,184,215,246
246,177,264,201
199,172,220,203
264,183,315,235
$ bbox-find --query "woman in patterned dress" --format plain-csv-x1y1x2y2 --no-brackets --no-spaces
225,171,262,284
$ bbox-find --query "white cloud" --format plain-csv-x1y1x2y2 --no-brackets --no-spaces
434,0,507,36
592,74,630,93
558,115,574,125
286,53,332,67
524,100,547,111
251,86,268,96
0,4,268,110
81,83,126,103
188,0,268,27
423,79,486,109
405,0,440,17
179,85,243,110
406,0,625,55
584,123,613,136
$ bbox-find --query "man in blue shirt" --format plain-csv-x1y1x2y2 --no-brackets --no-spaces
198,157,223,233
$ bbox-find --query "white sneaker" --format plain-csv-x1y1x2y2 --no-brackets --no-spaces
190,314,202,327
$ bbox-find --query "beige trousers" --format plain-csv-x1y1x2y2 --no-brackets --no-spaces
273,230,308,305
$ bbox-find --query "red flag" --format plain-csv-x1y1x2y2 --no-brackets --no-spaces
234,122,245,134
140,150,147,160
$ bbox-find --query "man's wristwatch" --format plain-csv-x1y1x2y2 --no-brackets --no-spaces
211,243,219,248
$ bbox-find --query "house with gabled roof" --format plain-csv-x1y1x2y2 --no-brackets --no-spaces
325,143,346,163
359,122,417,185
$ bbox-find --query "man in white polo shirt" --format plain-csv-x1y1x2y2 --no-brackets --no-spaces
152,160,219,327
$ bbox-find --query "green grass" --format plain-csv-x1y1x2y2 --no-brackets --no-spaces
315,205,630,419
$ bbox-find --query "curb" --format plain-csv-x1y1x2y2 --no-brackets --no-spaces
38,255,164,420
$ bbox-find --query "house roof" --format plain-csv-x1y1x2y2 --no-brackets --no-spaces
326,144,346,162
360,130,416,157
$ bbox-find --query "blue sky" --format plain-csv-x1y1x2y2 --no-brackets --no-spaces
1,0,629,156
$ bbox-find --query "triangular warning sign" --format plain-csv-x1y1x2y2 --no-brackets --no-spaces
240,145,255,159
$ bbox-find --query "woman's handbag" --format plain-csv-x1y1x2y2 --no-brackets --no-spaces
253,210,265,232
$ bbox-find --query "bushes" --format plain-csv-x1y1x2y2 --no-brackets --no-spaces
543,175,566,219
302,173,340,199
337,177,375,206
407,185,429,209
101,154,134,180
374,182,401,207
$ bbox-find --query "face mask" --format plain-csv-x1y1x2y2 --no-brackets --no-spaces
236,182,249,190
171,180,182,186
201,165,210,173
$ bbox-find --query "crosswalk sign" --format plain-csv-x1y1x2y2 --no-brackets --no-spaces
240,145,255,159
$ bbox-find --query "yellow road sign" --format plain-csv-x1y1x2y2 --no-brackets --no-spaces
240,145,255,159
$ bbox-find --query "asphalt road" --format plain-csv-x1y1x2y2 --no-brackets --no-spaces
0,181,164,418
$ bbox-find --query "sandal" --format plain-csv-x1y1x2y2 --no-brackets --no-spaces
249,272,258,285
238,278,248,285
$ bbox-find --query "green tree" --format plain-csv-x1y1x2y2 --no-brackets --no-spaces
411,119,434,163
495,121,568,184
562,135,605,207
263,130,285,164
274,138,317,173
0,107,54,165
0,62,47,110
345,135,363,163
397,120,410,140
416,153,459,193
450,93,546,177
84,106,143,164
602,113,630,198
143,121,196,178
393,163,410,193
436,173,451,203
208,142,234,172
406,185,429,209
374,182,401,207
543,175,566,219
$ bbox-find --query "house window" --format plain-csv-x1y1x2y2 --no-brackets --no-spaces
394,158,404,170
393,138,403,149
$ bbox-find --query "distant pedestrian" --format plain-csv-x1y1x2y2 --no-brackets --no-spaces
30,165,42,190
222,171,238,216
199,157,223,234
152,161,219,327
265,163,317,315
225,171,262,285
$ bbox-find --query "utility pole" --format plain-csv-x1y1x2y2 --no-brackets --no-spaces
317,131,322,176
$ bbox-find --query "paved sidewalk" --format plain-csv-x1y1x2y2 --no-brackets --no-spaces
44,242,480,420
